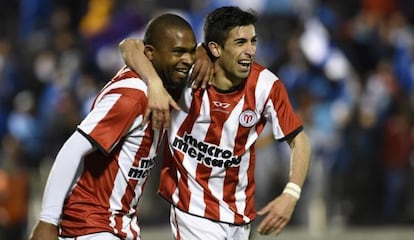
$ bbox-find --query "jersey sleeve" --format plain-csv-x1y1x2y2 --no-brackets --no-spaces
39,131,93,225
77,88,147,154
265,80,303,142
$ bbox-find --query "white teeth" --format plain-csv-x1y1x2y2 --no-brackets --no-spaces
239,60,251,64
177,69,189,73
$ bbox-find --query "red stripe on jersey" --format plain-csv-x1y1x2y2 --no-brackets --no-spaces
60,67,159,238
197,89,225,219
88,88,147,153
159,62,303,225
177,89,202,136
176,153,191,211
61,149,121,236
174,90,203,211
116,126,154,238
230,65,261,222
159,138,186,208
113,66,141,81
270,81,302,134
197,164,216,219
90,66,142,110
201,88,245,220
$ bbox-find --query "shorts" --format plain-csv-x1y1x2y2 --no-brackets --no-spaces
58,232,122,240
170,205,251,240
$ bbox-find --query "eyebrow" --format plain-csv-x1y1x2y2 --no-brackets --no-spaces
233,36,257,42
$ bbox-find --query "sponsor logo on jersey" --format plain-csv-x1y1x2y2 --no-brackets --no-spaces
239,109,258,127
172,133,241,168
212,101,231,113
128,156,156,179
212,101,230,109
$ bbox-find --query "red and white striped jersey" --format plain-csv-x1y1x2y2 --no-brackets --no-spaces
60,67,162,239
159,63,303,225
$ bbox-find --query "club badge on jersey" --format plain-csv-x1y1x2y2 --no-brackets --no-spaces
239,109,259,127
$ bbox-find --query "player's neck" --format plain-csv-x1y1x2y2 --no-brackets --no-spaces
212,71,243,91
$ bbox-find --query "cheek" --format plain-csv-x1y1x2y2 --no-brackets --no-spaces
224,54,237,68
166,57,178,67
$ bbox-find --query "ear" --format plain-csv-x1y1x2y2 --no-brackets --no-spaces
207,42,221,58
144,45,155,61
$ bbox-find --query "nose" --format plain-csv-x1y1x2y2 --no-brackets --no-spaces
245,43,256,58
182,52,195,65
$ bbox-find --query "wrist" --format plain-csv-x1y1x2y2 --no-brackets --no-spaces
282,182,301,200
147,76,164,87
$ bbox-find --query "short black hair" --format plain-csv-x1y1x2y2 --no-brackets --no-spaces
203,6,258,47
144,13,193,47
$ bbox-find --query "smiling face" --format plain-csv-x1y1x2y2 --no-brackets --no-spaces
150,27,196,90
214,24,257,85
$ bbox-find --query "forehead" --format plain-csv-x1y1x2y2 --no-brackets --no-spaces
164,28,196,46
226,24,256,40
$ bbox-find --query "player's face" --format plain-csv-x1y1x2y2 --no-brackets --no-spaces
218,25,257,82
152,28,196,90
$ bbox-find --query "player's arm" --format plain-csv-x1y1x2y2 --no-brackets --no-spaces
119,38,178,130
29,131,94,240
119,38,213,129
190,43,214,89
257,131,311,236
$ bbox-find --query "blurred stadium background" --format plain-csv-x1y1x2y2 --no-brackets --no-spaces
0,0,413,239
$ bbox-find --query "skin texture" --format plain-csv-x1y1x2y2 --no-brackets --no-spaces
29,221,58,240
208,25,257,90
145,28,196,90
257,131,311,236
143,25,198,130
119,39,213,130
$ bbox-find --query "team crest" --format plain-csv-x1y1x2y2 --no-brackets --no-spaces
239,110,258,127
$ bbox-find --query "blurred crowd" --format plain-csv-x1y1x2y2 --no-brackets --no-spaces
0,0,413,239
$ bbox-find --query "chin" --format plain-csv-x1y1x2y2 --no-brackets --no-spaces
238,73,250,79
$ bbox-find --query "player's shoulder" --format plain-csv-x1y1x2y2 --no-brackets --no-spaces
108,66,147,91
112,66,143,81
251,62,279,82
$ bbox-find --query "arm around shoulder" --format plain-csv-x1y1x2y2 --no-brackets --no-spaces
119,38,179,129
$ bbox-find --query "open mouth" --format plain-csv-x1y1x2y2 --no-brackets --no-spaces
175,68,190,77
238,59,251,70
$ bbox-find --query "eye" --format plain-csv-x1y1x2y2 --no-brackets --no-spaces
172,50,183,56
234,39,248,46
235,40,244,46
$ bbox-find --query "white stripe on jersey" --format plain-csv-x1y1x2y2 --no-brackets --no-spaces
95,77,148,106
215,96,245,223
161,63,303,225
236,151,251,223
255,68,278,104
80,93,122,135
171,170,181,208
266,100,284,139
79,77,149,152
185,90,210,216
61,69,160,239
255,69,287,140
108,127,147,211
